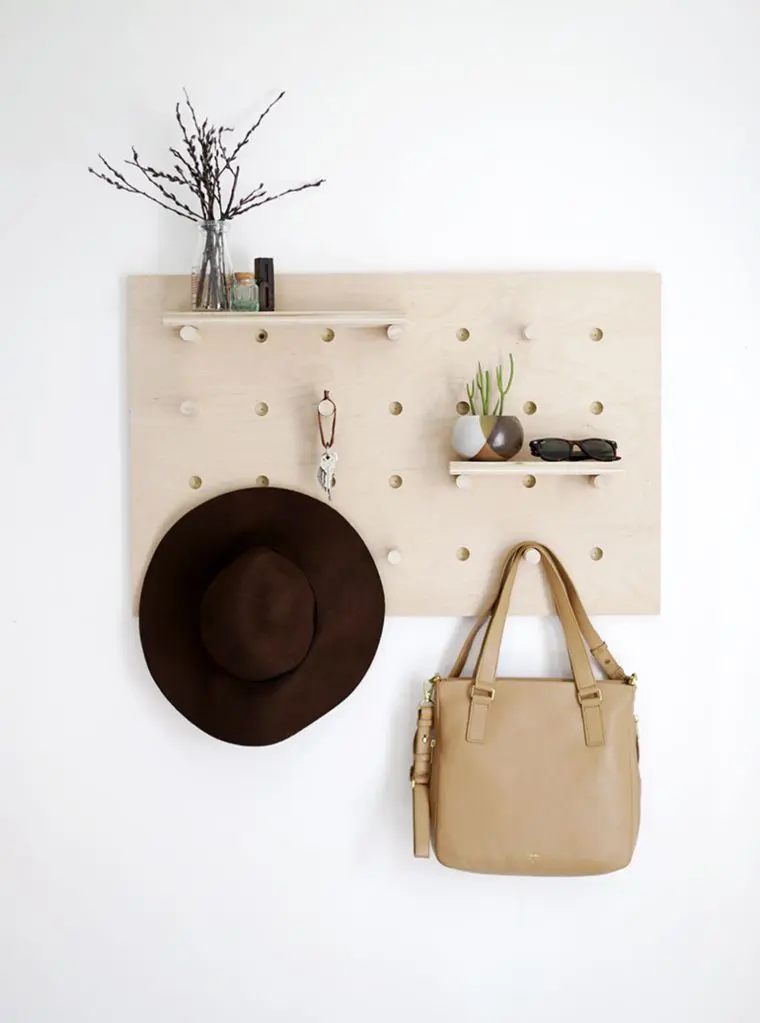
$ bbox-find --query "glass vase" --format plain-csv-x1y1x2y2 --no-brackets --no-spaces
191,221,233,310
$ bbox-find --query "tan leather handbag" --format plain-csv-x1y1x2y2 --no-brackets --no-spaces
411,542,640,875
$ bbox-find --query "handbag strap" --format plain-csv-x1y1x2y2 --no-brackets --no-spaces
464,542,628,747
411,704,434,858
475,544,597,690
450,544,628,683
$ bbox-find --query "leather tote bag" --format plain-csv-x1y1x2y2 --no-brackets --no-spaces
410,542,640,876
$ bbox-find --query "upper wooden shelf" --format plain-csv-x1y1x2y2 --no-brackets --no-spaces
163,310,408,339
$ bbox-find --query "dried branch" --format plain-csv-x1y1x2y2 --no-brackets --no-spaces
89,89,325,226
174,101,208,218
227,90,285,162
222,164,241,218
88,156,199,221
127,149,199,219
228,177,325,219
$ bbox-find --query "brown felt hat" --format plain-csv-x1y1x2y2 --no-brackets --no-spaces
138,487,385,745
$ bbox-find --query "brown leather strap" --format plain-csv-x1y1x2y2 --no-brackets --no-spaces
466,684,495,743
460,543,626,748
450,550,518,678
451,544,627,682
411,704,434,857
475,545,593,685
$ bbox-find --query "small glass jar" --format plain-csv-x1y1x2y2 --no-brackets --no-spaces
231,272,259,312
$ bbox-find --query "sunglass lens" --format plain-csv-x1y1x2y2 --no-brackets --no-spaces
535,439,571,460
581,439,616,460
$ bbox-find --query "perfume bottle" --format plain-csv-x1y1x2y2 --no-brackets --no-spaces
231,272,259,311
254,257,275,311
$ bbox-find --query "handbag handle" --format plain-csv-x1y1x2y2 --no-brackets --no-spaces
450,544,628,683
475,543,596,689
454,543,630,748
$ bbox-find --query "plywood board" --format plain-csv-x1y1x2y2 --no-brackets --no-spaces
129,273,660,616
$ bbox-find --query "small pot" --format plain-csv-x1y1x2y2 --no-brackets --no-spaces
452,414,524,461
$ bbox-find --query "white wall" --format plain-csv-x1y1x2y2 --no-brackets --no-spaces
1,1,758,1020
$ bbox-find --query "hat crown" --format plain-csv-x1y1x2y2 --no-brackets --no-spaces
199,547,315,681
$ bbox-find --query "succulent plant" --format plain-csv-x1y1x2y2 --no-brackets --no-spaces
465,355,515,415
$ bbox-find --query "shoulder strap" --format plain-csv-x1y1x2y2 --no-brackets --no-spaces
411,704,434,857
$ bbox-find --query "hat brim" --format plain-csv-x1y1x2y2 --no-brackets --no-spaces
138,487,385,745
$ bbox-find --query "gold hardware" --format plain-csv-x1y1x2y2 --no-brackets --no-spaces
422,675,441,704
422,734,428,744
625,673,638,686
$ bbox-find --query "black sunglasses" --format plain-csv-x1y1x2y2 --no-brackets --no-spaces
529,438,620,462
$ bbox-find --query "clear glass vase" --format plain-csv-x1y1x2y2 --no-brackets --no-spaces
191,221,233,310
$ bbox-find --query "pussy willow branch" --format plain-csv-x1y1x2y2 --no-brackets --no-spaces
229,179,326,219
127,150,199,219
227,90,285,162
90,90,325,223
88,155,199,221
174,103,208,217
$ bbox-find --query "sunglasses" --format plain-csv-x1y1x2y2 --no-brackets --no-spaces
529,438,620,462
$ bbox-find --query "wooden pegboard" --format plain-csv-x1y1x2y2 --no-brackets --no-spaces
129,272,660,616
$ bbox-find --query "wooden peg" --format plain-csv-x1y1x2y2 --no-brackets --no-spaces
387,549,402,565
521,325,537,342
179,400,197,416
523,548,541,564
386,324,404,341
455,474,472,490
179,325,200,342
590,474,608,490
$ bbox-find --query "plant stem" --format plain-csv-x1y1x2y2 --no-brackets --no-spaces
476,363,487,417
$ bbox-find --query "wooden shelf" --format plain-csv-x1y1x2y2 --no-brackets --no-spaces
449,461,623,477
450,461,623,489
163,310,408,329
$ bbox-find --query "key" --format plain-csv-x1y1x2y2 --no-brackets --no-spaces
318,449,338,500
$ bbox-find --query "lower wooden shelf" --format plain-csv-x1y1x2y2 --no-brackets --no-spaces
449,460,624,489
449,460,623,477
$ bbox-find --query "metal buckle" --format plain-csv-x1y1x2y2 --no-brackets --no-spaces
577,687,603,707
469,684,496,702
